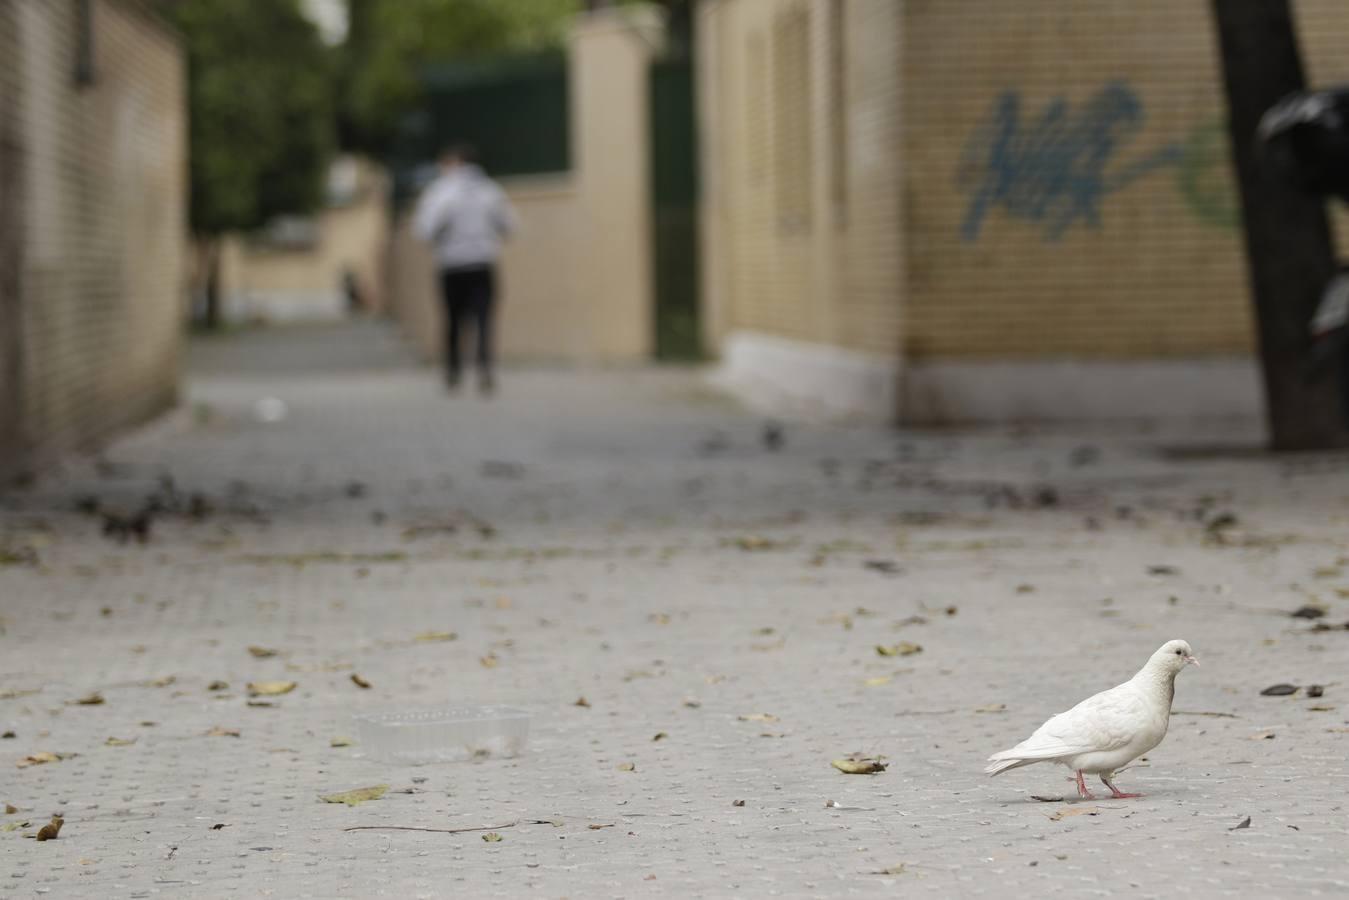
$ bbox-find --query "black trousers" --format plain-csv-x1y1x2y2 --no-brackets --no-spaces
439,265,495,382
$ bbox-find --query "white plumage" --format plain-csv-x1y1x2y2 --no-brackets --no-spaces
986,639,1199,799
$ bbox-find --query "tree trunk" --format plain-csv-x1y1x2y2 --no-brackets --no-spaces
195,236,222,331
1212,0,1349,450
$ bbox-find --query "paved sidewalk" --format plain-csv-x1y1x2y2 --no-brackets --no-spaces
2,323,1348,898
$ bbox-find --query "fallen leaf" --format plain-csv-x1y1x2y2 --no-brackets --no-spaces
482,832,504,842
975,703,1007,713
1,731,14,738
205,726,240,737
682,698,701,708
330,736,353,748
1049,807,1101,821
616,762,636,772
1290,605,1326,620
649,613,671,625
863,676,893,687
35,816,63,841
737,713,777,722
104,736,136,747
652,732,668,742
1260,684,1299,696
1249,731,1277,740
732,800,745,807
1308,705,1336,711
831,757,887,775
320,785,388,806
480,654,499,668
1147,565,1179,576
211,823,227,830
246,700,275,708
246,681,296,697
4,804,17,814
1015,584,1036,594
68,692,104,706
1313,566,1340,579
207,681,229,691
876,642,922,657
574,696,591,708
1030,795,1064,803
413,631,457,643
248,646,278,658
144,675,176,688
588,823,614,830
1230,816,1252,831
350,673,371,689
16,752,65,768
872,865,907,875
1307,685,1326,698
1,822,25,831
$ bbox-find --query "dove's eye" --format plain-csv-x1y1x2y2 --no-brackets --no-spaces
1175,649,1182,655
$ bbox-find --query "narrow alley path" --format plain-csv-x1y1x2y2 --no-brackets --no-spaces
1,322,1346,897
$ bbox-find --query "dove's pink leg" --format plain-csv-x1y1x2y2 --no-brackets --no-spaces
1074,770,1095,800
1100,774,1141,799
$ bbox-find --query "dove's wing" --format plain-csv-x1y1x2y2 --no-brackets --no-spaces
992,682,1145,762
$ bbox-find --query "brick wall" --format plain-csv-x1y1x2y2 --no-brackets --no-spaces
698,0,905,357
699,0,1349,380
0,0,185,478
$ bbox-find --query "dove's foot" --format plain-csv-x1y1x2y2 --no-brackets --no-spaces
1074,770,1096,800
1100,775,1141,799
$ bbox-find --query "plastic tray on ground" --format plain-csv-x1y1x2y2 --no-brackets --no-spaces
353,705,530,765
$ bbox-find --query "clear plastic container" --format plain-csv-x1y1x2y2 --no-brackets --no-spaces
353,706,530,764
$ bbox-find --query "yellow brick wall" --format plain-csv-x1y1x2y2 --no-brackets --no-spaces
0,0,185,476
698,0,905,357
700,0,1349,366
904,0,1349,360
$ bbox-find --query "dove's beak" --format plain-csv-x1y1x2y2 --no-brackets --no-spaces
1185,655,1200,667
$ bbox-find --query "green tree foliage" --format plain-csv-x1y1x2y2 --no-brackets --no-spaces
338,0,577,154
161,0,336,235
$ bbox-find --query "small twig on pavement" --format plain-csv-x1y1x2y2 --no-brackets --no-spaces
344,819,561,835
1173,710,1239,718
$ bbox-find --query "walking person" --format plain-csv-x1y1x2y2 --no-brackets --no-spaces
413,144,517,395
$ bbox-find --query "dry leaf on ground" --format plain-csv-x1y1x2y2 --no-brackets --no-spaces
248,646,278,658
737,713,777,722
480,654,499,668
616,762,636,772
1049,807,1101,821
832,756,887,775
16,752,66,769
247,680,296,697
319,785,388,806
34,816,63,841
205,726,240,737
574,697,591,708
413,630,457,643
350,674,372,689
864,676,893,687
330,736,353,747
104,737,136,747
876,642,922,657
975,703,1007,713
482,832,503,842
68,692,104,706
207,681,229,691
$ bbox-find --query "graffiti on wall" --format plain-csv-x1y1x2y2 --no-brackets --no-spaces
957,82,1234,241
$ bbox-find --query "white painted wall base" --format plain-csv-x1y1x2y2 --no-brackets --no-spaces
900,357,1263,424
711,330,1264,425
223,291,347,325
711,331,900,422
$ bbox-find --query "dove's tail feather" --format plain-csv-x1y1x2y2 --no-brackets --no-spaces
984,755,1037,776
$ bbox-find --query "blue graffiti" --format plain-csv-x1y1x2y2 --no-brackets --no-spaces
958,82,1184,242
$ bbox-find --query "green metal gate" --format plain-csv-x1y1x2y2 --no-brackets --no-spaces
649,56,700,360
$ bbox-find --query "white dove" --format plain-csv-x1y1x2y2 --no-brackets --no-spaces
985,639,1199,799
